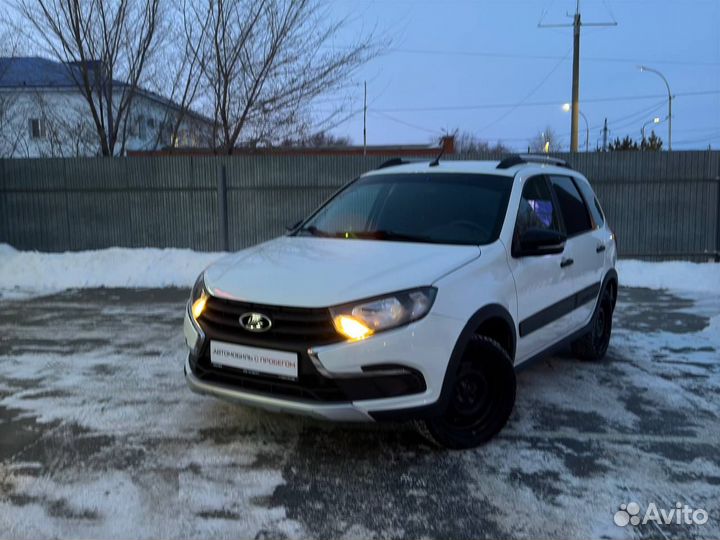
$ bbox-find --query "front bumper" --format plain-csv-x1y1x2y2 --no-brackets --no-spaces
183,300,465,421
184,357,372,421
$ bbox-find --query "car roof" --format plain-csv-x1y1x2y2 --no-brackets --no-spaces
360,159,578,180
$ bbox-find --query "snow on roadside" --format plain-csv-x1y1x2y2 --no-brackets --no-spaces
617,259,719,293
0,244,225,298
1,243,718,297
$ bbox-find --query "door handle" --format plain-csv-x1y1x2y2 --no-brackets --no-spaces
596,244,606,253
560,257,574,268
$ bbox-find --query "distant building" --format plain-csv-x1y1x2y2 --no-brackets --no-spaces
0,57,213,158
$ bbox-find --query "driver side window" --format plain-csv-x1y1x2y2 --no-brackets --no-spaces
514,176,562,237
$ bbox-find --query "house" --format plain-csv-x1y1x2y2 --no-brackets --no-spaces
0,57,213,158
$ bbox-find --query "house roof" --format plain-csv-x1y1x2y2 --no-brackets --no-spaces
0,56,89,88
0,56,213,125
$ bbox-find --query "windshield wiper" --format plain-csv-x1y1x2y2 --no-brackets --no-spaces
296,225,331,237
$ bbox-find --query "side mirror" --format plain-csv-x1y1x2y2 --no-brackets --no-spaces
514,228,566,257
285,219,303,232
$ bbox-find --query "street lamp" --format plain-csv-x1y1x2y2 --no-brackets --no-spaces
639,65,672,151
563,103,589,152
641,116,661,142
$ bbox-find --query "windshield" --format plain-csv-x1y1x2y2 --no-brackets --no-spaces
295,173,513,245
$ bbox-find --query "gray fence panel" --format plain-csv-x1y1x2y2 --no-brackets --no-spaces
0,152,718,260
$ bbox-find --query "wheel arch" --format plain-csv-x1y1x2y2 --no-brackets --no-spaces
603,268,618,309
368,303,516,422
433,303,516,416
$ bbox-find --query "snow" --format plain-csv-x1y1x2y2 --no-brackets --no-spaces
0,293,305,539
0,252,719,538
1,244,718,298
0,244,225,298
617,259,719,293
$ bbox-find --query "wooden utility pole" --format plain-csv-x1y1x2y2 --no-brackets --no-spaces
540,1,616,152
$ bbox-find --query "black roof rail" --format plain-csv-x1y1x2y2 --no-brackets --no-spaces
376,158,425,170
496,154,572,170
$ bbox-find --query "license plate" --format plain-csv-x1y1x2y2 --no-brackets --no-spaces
210,341,298,380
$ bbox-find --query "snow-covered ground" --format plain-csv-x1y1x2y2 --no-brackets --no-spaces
1,243,718,297
0,244,719,539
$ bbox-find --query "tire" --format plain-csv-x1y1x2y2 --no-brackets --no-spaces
420,335,516,449
571,286,614,361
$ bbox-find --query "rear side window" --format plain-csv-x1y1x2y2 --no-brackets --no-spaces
574,178,605,227
549,175,592,236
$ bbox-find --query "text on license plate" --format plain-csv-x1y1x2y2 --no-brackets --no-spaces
210,341,298,380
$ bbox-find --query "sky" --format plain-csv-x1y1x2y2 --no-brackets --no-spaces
321,0,720,151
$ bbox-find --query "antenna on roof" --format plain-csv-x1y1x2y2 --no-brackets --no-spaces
429,145,445,167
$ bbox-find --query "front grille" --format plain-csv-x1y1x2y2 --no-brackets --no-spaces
198,296,343,349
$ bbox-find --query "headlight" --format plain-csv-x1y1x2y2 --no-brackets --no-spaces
190,273,207,320
330,287,437,340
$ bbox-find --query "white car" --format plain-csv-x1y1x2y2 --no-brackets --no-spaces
184,155,618,449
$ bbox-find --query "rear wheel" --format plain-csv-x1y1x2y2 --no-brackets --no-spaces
571,286,614,361
420,335,516,449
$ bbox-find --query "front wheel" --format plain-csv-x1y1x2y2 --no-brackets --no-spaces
571,286,614,361
420,335,516,449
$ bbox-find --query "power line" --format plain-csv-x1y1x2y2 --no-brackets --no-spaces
371,89,720,113
378,48,720,67
477,48,571,135
674,132,720,145
369,110,443,135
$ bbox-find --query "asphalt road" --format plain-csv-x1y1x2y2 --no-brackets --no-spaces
0,286,718,539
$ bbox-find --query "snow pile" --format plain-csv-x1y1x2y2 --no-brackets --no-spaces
0,244,225,297
1,243,718,297
617,259,719,293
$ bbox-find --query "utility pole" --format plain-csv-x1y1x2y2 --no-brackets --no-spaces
602,118,608,151
363,81,367,156
540,1,616,153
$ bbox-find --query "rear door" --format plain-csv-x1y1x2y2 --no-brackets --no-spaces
548,175,602,332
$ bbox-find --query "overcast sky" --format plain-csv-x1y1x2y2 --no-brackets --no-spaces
322,0,720,151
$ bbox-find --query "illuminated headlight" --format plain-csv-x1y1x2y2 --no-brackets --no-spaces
190,273,208,320
330,287,437,340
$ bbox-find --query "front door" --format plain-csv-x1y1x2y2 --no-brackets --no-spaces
507,175,569,363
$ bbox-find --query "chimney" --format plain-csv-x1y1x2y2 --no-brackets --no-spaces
441,135,455,155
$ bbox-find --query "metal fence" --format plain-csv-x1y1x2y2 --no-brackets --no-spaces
1,152,719,260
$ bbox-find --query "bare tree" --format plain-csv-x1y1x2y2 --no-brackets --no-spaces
529,126,563,153
452,130,511,155
34,91,98,156
0,26,27,157
143,0,213,151
185,0,375,153
15,0,162,156
279,131,352,147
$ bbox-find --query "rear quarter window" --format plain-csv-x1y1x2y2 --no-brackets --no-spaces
574,177,605,227
549,175,593,236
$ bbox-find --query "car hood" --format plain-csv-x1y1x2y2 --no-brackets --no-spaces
204,236,480,307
